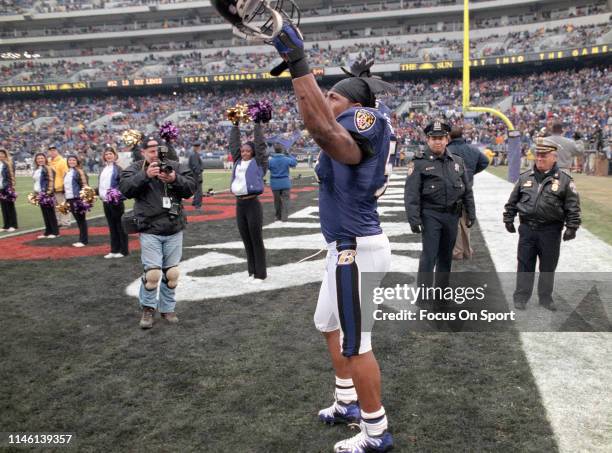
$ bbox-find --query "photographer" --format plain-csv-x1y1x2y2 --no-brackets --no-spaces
119,136,196,329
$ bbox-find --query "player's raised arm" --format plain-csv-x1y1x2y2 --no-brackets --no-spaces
271,24,362,165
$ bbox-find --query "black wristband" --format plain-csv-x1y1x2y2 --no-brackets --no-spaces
288,58,310,79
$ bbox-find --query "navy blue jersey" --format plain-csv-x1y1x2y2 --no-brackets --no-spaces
315,107,392,243
375,100,396,141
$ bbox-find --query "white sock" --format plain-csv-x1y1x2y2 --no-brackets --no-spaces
361,407,388,436
335,376,358,404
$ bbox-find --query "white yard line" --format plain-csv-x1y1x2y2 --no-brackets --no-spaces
475,171,612,453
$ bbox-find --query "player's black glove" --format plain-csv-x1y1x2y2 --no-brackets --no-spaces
271,23,309,79
505,222,516,233
563,228,576,241
410,224,422,234
342,58,375,77
466,218,474,228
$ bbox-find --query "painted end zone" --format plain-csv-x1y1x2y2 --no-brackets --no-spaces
0,187,316,261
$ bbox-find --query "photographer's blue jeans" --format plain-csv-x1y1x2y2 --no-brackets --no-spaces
139,231,183,313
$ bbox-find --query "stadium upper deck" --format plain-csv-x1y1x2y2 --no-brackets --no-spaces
0,0,609,87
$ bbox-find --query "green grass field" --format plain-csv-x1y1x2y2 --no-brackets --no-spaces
0,185,558,452
0,168,314,236
487,166,612,246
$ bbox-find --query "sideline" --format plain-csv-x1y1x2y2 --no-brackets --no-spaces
475,171,612,453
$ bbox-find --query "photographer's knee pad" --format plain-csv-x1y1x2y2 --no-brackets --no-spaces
163,266,179,289
142,268,162,291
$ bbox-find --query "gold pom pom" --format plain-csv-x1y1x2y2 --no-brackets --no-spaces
56,201,70,215
27,192,39,206
226,104,250,124
79,186,97,205
121,129,143,147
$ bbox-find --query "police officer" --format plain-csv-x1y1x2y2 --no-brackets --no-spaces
188,141,204,210
503,137,581,311
404,120,476,283
447,126,489,260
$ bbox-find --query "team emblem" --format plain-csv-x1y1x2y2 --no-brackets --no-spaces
337,249,357,266
354,109,376,132
407,161,415,176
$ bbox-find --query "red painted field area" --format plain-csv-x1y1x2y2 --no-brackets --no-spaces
0,187,316,261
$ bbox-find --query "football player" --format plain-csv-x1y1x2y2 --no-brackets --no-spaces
271,25,395,453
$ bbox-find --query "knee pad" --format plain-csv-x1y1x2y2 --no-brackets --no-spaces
142,268,162,290
163,266,179,289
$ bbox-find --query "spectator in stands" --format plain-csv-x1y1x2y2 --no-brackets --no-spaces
32,152,59,239
64,155,89,247
229,119,268,283
268,146,297,223
546,121,584,171
0,148,18,232
98,145,129,258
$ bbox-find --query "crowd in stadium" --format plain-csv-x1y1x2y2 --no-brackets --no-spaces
1,0,578,16
2,2,606,36
2,22,609,84
0,66,609,170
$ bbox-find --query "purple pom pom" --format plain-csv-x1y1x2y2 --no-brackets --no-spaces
105,187,123,205
0,187,17,203
73,199,92,215
38,192,56,208
248,100,273,123
159,121,179,142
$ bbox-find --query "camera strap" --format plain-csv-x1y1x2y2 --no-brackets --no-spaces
162,183,171,209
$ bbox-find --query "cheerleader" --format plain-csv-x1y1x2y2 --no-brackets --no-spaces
0,148,18,232
98,145,128,258
64,154,89,247
33,152,59,238
229,121,269,282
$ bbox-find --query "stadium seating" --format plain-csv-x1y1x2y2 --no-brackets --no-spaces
1,66,609,167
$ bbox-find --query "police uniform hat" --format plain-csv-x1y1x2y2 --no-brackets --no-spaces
424,120,451,137
535,137,558,154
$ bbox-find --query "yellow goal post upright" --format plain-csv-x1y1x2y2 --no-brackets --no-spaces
462,0,522,182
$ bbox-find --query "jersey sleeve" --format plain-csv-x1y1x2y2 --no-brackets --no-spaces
336,107,386,159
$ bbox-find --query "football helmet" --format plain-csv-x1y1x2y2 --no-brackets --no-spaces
211,0,300,41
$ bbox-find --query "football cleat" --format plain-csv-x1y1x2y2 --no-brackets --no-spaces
318,400,360,425
333,424,393,453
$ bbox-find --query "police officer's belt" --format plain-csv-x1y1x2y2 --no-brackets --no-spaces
425,204,461,214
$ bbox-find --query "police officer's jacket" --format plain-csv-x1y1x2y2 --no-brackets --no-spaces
119,159,196,235
404,147,476,227
447,138,489,184
503,164,581,229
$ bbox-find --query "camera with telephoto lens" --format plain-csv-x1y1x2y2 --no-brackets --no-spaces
157,145,174,174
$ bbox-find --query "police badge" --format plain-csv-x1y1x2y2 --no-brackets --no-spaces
354,109,376,132
551,180,559,192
